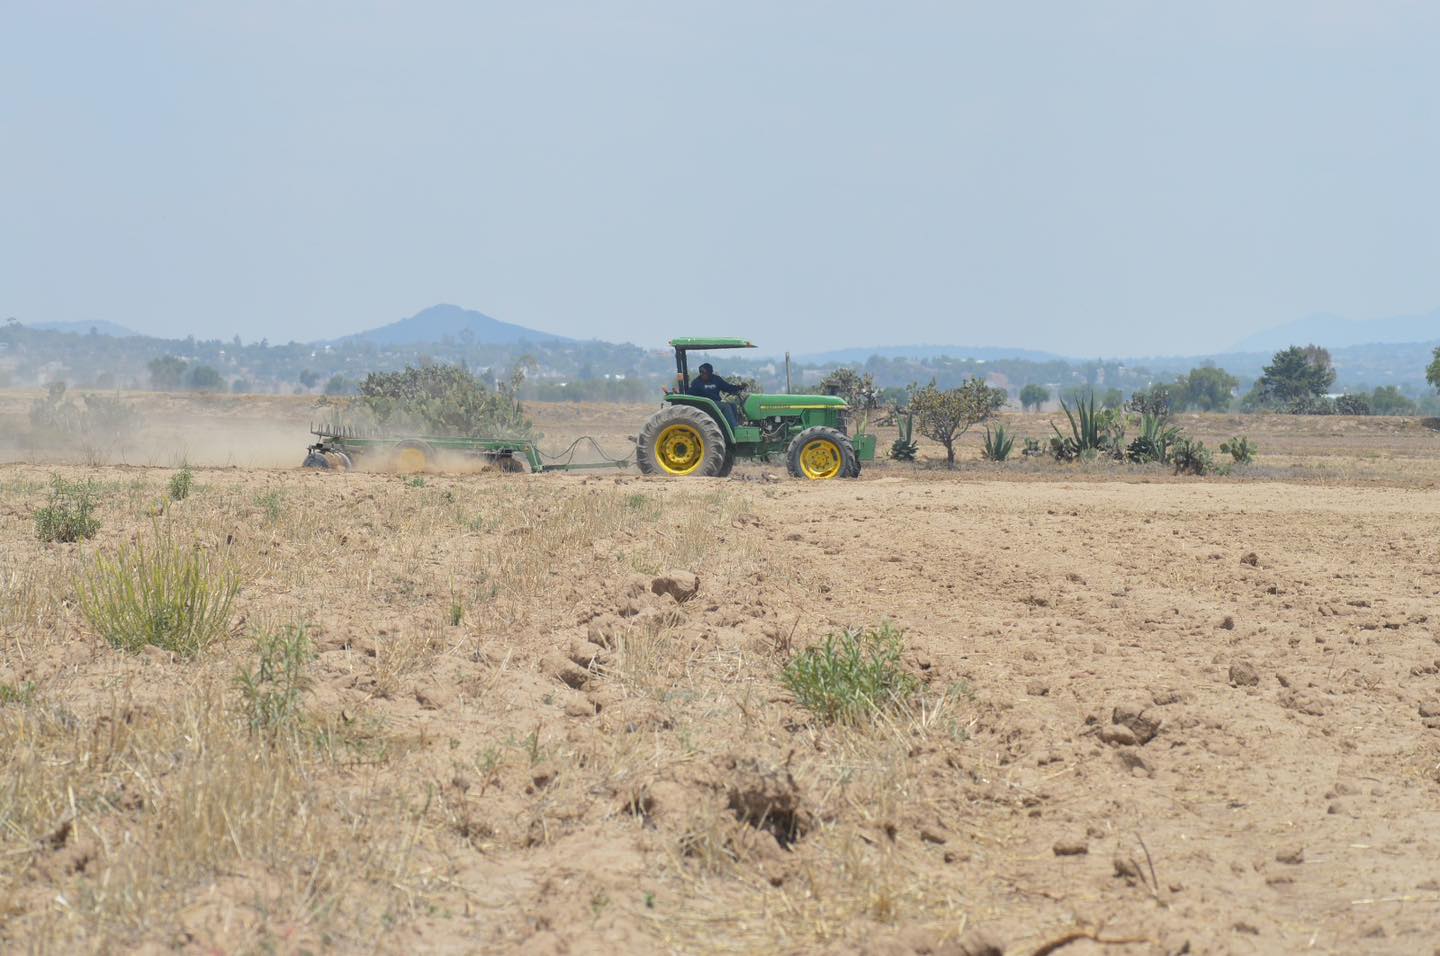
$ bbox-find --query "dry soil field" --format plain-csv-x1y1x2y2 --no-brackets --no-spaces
3,394,1440,955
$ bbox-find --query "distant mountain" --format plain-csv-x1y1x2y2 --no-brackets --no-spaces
25,320,139,337
331,304,571,347
1231,309,1440,353
795,344,1063,364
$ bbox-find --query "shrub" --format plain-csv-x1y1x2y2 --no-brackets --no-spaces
1172,438,1215,476
781,623,918,724
818,368,880,432
1335,393,1372,416
889,411,918,461
78,530,240,657
1220,435,1256,464
1127,413,1181,464
323,374,355,396
34,475,101,542
1286,395,1335,415
168,465,194,501
148,355,188,390
236,625,312,735
29,382,142,444
187,365,224,391
981,424,1014,461
1021,437,1044,457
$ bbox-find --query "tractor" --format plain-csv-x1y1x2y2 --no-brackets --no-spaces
635,338,876,479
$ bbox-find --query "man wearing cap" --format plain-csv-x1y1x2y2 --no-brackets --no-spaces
687,362,743,429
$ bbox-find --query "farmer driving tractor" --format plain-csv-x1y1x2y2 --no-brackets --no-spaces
687,362,743,428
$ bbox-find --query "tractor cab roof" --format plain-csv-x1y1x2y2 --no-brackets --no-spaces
668,338,756,351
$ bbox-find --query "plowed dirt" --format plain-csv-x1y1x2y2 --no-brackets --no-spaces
3,398,1440,954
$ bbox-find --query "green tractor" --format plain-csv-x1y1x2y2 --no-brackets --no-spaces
636,338,876,479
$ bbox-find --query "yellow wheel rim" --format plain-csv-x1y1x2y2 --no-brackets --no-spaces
656,424,705,475
394,447,428,473
799,439,842,479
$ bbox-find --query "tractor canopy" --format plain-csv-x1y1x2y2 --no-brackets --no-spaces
668,338,756,350
669,338,757,393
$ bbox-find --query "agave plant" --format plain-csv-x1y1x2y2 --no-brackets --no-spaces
982,424,1014,461
1127,413,1182,464
1052,393,1132,461
889,410,918,462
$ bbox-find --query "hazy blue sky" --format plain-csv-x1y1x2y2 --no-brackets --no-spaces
3,1,1437,355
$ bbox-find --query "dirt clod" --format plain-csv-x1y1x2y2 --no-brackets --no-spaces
1053,837,1089,856
1275,845,1305,865
1112,702,1161,743
1229,660,1261,687
1241,552,1260,566
935,932,1004,956
722,756,812,849
651,571,700,603
1099,724,1139,746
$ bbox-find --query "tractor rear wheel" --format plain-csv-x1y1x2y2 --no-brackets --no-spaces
786,427,857,480
636,405,728,477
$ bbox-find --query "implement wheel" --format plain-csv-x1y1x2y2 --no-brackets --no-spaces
636,405,728,477
482,452,527,474
391,440,434,474
786,427,857,480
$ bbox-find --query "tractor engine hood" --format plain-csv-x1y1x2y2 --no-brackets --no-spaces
742,393,847,419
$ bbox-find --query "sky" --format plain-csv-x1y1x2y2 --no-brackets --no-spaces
2,1,1438,356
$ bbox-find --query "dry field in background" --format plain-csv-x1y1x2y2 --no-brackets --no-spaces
4,393,1440,954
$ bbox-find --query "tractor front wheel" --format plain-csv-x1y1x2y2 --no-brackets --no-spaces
636,406,728,477
786,427,858,480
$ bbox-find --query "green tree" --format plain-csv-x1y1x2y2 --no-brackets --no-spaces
1100,388,1124,410
1019,383,1049,411
1369,385,1416,416
907,377,1007,468
1427,346,1440,391
1174,365,1238,411
147,355,187,390
323,374,355,396
299,369,321,389
1255,345,1335,405
187,365,224,391
358,363,530,437
818,368,880,430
